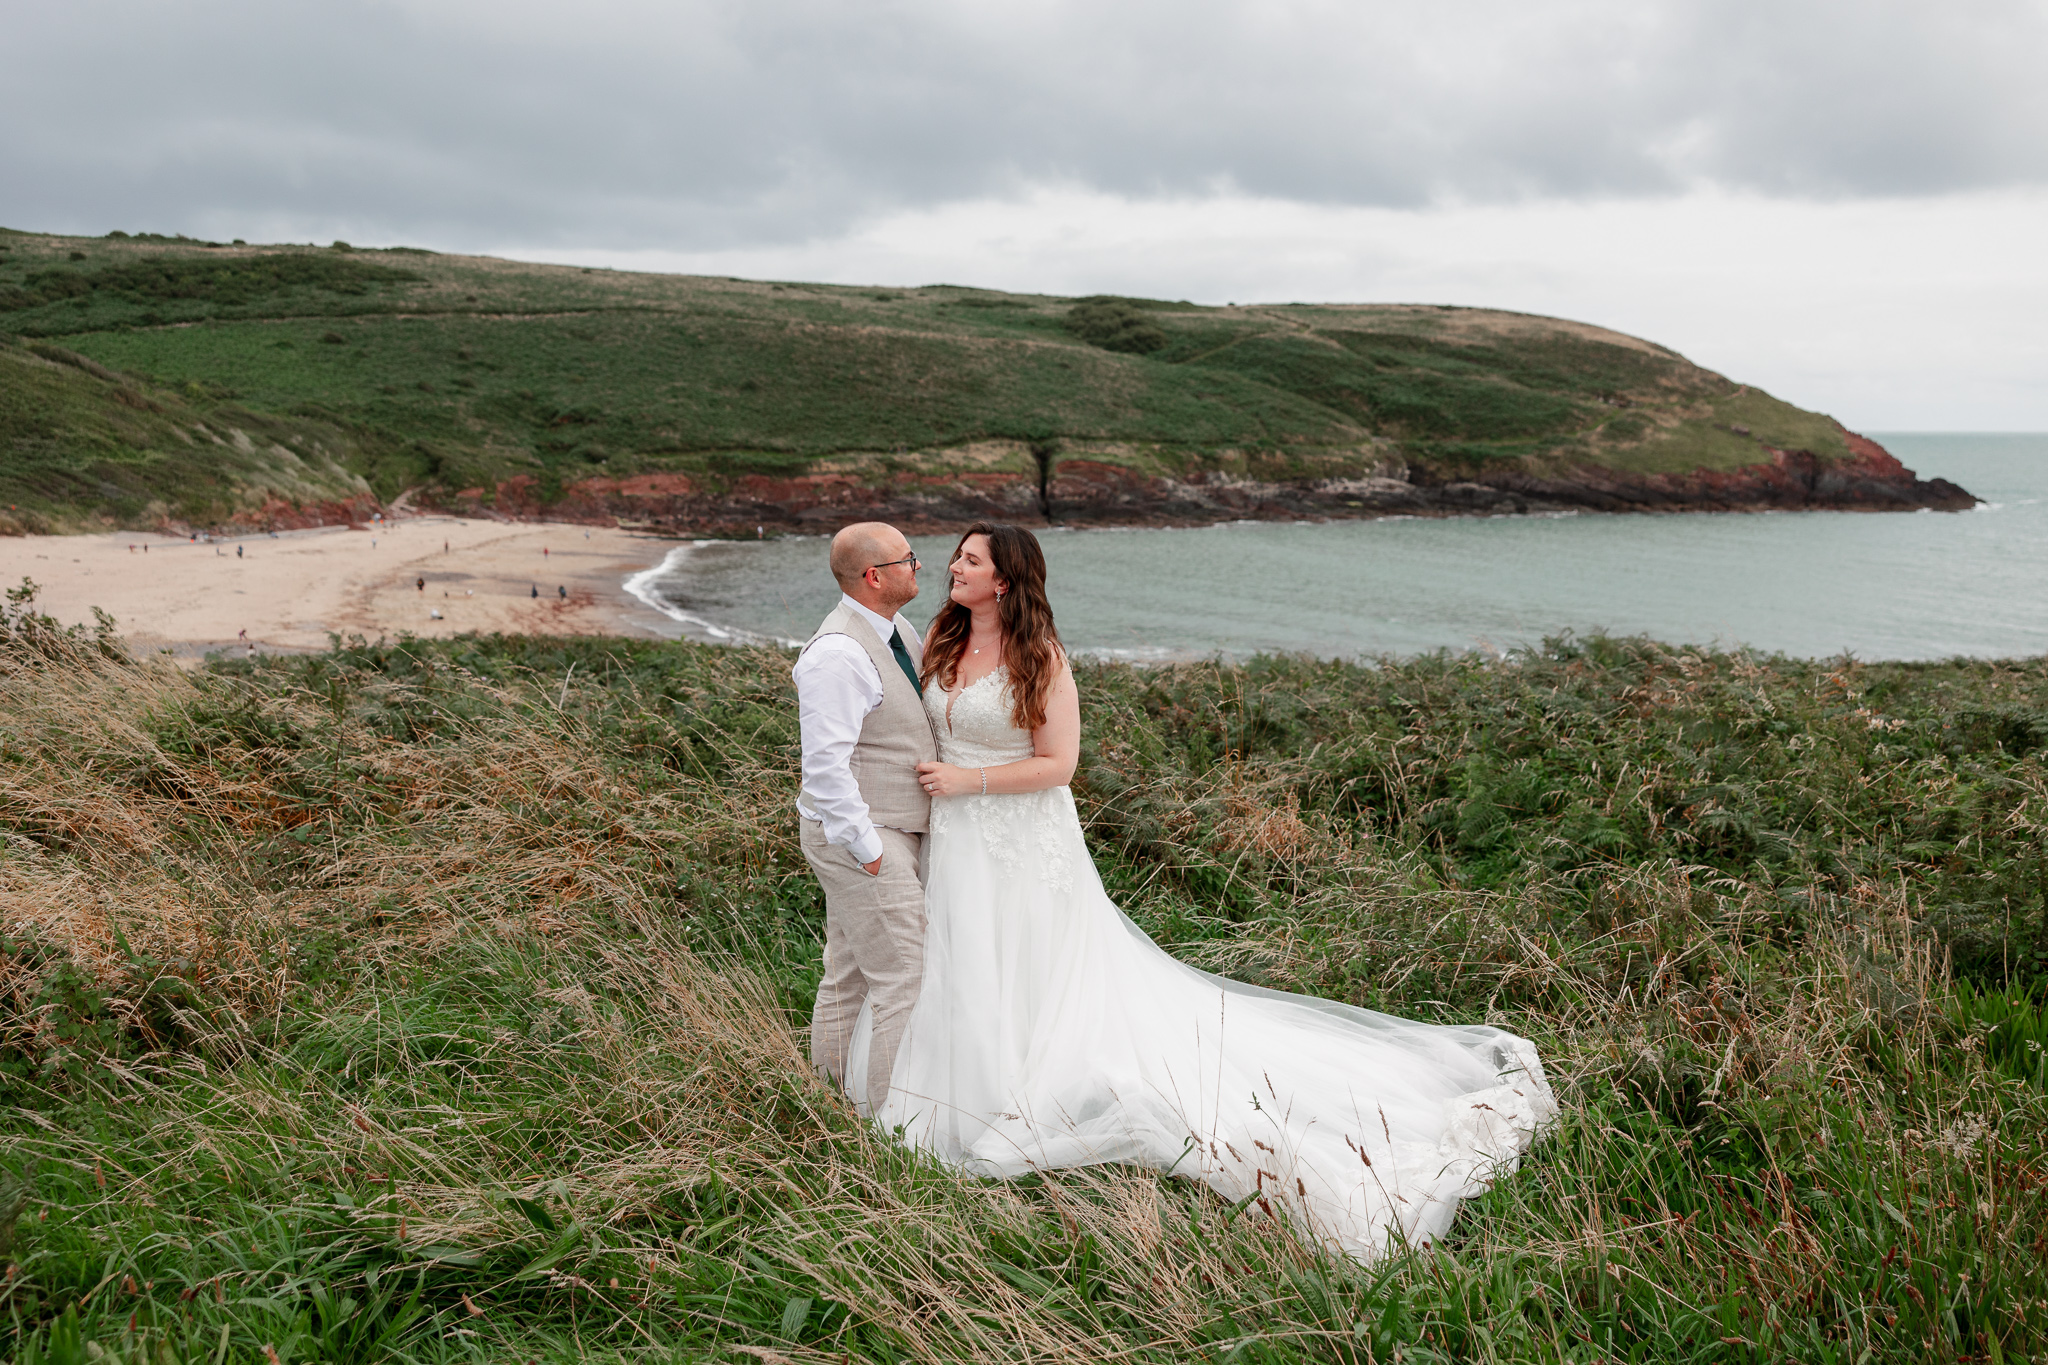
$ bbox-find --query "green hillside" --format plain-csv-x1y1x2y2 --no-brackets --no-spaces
0,226,1855,530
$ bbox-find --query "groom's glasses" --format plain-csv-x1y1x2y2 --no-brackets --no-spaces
871,553,921,572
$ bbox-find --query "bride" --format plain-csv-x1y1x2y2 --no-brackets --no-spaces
841,521,1557,1260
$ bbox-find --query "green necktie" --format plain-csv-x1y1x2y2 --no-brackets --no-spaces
888,626,923,695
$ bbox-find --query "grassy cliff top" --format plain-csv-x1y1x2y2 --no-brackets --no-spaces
2,615,2044,1359
0,226,1853,530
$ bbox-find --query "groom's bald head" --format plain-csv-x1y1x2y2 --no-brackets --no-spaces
830,522,905,590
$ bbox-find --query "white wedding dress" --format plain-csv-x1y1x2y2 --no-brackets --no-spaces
843,667,1558,1260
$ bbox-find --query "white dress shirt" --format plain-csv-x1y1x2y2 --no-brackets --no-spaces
792,594,922,865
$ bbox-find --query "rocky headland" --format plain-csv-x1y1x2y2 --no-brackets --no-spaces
0,229,1976,539
478,426,1974,538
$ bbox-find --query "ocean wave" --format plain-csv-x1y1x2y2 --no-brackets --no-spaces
622,543,802,647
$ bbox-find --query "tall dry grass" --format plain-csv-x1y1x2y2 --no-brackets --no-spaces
1,618,2044,1361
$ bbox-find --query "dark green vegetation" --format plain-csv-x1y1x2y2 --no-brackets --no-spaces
0,339,373,532
0,251,420,316
3,593,2044,1360
1063,296,1171,355
1,226,1850,530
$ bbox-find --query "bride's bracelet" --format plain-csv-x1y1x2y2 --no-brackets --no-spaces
980,767,988,795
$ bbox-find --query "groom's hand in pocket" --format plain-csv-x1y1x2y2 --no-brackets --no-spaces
861,854,883,876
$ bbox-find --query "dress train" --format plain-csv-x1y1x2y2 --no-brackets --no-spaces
844,668,1557,1259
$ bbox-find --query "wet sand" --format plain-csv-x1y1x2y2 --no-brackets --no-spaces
0,517,683,659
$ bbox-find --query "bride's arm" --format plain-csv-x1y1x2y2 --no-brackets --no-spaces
916,657,1079,796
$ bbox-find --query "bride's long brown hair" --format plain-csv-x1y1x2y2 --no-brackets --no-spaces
921,521,1064,731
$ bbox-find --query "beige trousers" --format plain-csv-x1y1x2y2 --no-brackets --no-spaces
801,819,926,1114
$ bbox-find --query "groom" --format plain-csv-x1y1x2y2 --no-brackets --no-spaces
793,521,939,1115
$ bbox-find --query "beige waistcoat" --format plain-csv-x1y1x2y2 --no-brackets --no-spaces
798,604,938,833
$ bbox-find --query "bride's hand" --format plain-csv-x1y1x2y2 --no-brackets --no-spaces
915,761,977,797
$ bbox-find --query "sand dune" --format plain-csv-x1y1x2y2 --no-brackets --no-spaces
0,516,682,658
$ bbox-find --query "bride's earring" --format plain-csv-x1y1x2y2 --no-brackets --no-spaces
995,585,1006,602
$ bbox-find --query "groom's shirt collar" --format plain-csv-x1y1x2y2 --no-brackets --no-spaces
839,593,900,643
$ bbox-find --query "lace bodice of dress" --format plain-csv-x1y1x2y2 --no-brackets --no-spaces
923,666,1076,894
926,666,1036,768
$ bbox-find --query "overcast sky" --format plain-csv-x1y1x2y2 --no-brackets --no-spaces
6,0,2046,428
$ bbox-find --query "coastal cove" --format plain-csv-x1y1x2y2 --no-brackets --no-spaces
15,2,2048,1348
628,432,2048,663
8,435,2025,664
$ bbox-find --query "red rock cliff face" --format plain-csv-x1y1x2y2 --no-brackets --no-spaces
198,492,385,534
424,428,1974,535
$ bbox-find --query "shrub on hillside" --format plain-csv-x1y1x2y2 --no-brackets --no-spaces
1064,296,1169,355
0,252,421,314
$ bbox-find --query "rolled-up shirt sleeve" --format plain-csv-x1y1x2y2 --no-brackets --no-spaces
792,638,886,865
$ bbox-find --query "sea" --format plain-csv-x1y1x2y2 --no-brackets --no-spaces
623,433,2048,662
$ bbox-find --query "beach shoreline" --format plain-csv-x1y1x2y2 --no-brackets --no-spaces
0,516,685,661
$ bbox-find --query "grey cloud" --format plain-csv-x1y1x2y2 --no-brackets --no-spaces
3,0,2044,250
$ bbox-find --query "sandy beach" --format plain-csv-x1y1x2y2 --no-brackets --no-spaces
0,517,685,658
